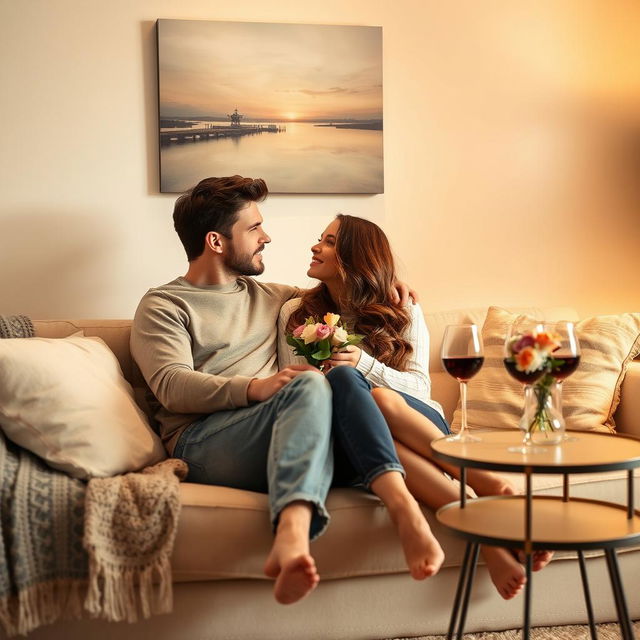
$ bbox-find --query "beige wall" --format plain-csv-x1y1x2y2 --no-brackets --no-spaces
1,0,638,319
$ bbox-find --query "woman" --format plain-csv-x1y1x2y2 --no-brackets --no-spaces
278,214,551,600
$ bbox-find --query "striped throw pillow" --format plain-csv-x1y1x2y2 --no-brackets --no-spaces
451,306,640,434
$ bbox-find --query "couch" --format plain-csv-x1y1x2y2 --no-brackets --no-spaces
14,306,640,640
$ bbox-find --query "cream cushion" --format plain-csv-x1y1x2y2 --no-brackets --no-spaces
451,306,640,433
0,335,166,478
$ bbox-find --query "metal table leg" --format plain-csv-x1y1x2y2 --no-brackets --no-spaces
522,552,532,640
456,543,480,640
523,470,533,640
447,542,474,640
604,548,634,640
577,551,598,640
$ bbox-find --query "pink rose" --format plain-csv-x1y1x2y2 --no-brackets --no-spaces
315,324,333,340
292,324,305,338
512,334,535,354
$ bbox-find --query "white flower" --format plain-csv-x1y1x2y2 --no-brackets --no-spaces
330,326,348,346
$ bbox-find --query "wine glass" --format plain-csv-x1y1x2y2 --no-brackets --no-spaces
503,319,548,453
441,324,484,442
550,321,581,441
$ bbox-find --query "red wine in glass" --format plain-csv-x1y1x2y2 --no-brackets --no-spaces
551,322,581,441
551,354,580,380
443,356,484,381
441,324,484,442
503,359,546,385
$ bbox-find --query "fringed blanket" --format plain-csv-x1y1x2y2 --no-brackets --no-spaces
83,458,187,623
0,315,187,636
0,432,88,635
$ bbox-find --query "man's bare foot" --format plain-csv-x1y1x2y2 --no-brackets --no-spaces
392,499,445,580
517,549,554,571
264,521,319,604
467,470,516,498
482,546,526,599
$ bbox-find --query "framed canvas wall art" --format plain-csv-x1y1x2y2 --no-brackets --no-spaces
157,19,383,194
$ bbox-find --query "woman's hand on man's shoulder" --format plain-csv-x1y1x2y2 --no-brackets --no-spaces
391,281,419,306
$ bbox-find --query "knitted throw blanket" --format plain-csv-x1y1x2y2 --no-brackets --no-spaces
83,458,187,622
0,432,87,635
0,315,187,636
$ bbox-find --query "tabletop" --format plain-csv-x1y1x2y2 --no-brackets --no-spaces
431,430,640,474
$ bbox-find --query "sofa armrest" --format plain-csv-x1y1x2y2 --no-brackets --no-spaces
614,360,640,438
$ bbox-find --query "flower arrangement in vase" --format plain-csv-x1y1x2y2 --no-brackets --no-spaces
504,324,566,446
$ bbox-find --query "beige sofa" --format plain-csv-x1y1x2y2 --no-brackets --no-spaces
17,307,640,640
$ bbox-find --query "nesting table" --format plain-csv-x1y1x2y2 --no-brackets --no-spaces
431,430,640,640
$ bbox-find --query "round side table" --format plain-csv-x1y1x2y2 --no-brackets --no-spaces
431,430,640,640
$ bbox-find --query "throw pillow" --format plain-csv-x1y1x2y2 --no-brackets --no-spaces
451,306,640,434
0,335,166,479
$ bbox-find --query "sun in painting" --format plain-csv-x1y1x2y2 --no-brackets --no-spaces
284,112,298,121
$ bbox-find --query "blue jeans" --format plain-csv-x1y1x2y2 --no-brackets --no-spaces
173,371,333,540
325,367,450,488
326,366,405,487
398,391,451,436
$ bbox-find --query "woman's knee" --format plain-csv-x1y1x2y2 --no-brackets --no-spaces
371,387,405,417
325,365,364,388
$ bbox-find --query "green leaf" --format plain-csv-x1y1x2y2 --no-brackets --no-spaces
305,356,322,368
312,338,332,361
286,335,300,348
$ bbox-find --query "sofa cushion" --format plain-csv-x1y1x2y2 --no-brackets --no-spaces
451,306,640,434
0,334,166,478
170,470,638,584
170,485,468,583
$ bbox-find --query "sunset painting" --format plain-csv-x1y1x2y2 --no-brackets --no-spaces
157,19,383,194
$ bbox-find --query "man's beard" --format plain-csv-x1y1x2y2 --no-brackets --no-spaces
224,244,265,276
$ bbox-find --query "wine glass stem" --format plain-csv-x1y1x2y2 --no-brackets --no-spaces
557,380,563,411
522,385,533,446
460,381,468,435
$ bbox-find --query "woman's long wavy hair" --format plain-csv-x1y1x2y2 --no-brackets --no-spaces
288,214,414,371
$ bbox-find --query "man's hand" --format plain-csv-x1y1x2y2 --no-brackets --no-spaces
247,365,320,403
391,280,419,306
324,345,361,371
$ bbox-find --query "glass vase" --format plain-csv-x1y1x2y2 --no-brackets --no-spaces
520,374,565,445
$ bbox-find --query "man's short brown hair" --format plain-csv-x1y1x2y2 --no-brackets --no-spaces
173,176,268,261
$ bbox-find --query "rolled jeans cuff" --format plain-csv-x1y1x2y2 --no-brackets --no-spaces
362,462,406,489
272,492,331,541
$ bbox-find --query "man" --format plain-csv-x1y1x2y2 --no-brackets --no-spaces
131,176,332,605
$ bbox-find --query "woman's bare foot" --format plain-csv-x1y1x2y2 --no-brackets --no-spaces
264,510,319,604
467,470,516,498
482,546,526,599
369,472,444,580
391,498,445,579
517,549,554,571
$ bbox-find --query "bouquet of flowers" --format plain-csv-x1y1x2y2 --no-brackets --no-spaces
286,313,364,369
506,329,561,374
505,328,564,437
